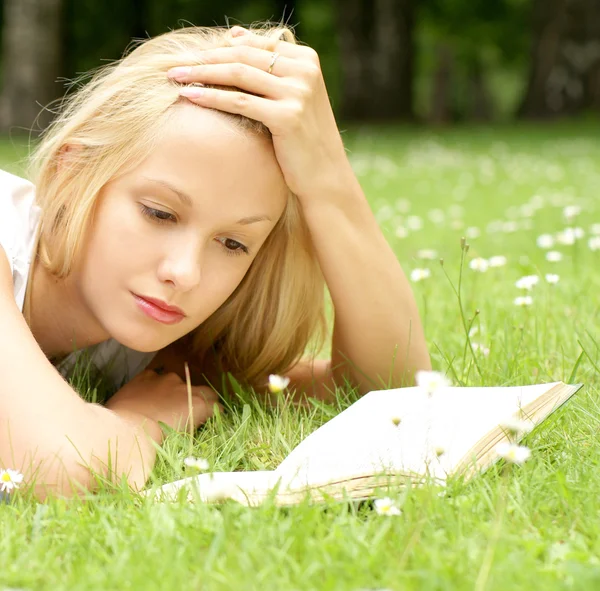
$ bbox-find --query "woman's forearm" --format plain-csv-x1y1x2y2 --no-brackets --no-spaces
29,402,162,499
89,403,163,490
301,171,431,393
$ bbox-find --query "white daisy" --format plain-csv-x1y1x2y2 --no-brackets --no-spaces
556,229,576,245
589,236,600,251
406,216,423,231
469,257,489,272
374,497,402,516
416,249,438,260
471,342,490,356
499,417,533,436
546,250,563,262
514,296,533,307
495,442,531,464
183,457,210,471
545,274,560,284
515,275,539,290
268,374,291,394
488,256,507,268
536,234,554,249
394,225,408,239
416,370,451,395
0,469,24,493
410,268,431,282
563,205,581,222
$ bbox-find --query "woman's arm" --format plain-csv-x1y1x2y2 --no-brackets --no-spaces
300,174,431,393
0,248,216,498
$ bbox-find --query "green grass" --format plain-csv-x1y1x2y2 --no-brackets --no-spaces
3,122,600,590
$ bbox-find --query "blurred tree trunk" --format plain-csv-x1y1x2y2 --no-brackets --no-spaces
429,43,454,124
518,0,600,118
0,0,65,133
335,0,414,121
467,57,493,121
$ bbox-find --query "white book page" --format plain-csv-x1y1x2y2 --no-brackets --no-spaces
275,383,560,486
154,471,279,502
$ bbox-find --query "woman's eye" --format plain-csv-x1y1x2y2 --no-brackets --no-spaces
219,238,250,256
139,204,176,224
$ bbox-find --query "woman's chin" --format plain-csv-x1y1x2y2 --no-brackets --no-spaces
107,324,174,353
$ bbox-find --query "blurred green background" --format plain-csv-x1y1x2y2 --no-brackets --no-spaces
1,0,599,134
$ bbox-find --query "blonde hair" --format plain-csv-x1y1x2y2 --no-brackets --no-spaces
29,25,327,387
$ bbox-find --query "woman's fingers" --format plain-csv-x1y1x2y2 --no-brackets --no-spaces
169,46,295,79
191,387,223,423
229,26,319,63
171,62,286,99
178,85,280,130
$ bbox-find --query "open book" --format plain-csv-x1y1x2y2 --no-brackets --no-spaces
147,381,582,506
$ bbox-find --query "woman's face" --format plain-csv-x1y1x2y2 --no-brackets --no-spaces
75,104,288,352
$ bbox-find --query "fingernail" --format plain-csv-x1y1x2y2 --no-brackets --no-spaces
179,86,205,98
167,66,192,79
231,26,249,37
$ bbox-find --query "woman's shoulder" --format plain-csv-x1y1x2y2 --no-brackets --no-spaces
0,169,38,259
0,169,39,312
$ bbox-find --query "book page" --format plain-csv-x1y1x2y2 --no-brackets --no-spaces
153,471,279,503
275,383,563,487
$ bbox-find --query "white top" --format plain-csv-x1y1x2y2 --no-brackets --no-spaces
0,169,157,391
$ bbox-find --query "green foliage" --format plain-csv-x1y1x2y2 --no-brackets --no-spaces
416,0,533,120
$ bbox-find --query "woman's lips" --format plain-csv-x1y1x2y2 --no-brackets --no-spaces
132,294,185,325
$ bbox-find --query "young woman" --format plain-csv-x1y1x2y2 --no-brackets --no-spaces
0,25,430,498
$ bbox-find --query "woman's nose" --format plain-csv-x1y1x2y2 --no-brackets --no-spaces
157,242,202,291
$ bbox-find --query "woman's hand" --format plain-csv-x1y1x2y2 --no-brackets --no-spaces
106,369,222,432
167,26,354,204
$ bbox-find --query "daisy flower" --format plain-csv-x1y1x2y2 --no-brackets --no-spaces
495,442,531,464
416,370,450,396
374,497,402,516
183,457,210,471
416,249,438,260
515,275,539,290
406,216,423,231
471,342,490,356
563,205,581,222
268,374,291,394
499,417,534,436
545,274,560,284
546,250,563,262
589,236,600,251
488,256,507,268
0,469,24,493
469,257,489,272
536,234,554,249
556,229,576,245
410,268,431,282
514,296,533,307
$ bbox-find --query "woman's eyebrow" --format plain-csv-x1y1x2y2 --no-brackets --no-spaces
142,176,271,225
143,177,193,207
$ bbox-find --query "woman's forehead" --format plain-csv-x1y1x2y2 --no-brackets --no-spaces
134,104,288,213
